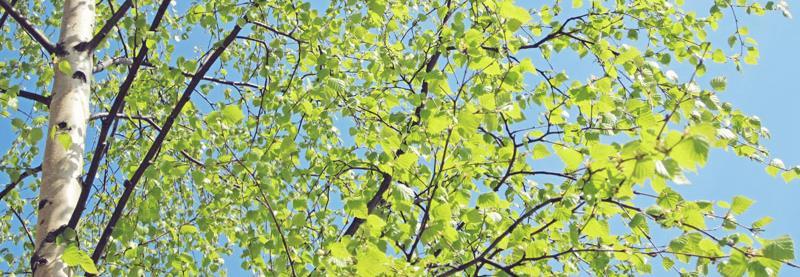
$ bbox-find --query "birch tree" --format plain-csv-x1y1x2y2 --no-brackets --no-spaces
0,0,798,276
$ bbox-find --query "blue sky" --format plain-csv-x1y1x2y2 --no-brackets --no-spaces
666,6,800,273
2,1,799,275
677,4,800,254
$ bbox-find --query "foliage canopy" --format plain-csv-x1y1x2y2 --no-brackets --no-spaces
0,0,798,276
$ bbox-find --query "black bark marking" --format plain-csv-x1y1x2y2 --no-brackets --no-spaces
56,121,72,131
43,224,67,243
72,71,86,83
38,199,50,210
30,254,47,272
73,41,89,52
54,43,68,57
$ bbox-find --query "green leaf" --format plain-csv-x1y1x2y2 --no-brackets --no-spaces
356,244,389,276
744,48,760,65
478,94,496,110
56,133,72,151
781,170,797,183
62,245,99,274
583,219,609,239
762,235,794,261
669,233,705,256
221,105,244,123
671,136,709,171
632,158,655,181
345,200,368,219
615,46,641,65
765,165,781,177
718,251,748,277
711,76,728,91
752,216,774,229
328,241,350,260
662,257,675,271
29,128,43,143
58,60,72,75
427,113,449,133
477,192,499,208
442,226,459,243
457,109,480,132
712,49,727,63
553,145,583,171
395,152,418,170
365,214,386,237
432,203,452,222
146,32,157,49
657,188,683,207
532,143,550,159
498,1,531,31
179,225,198,234
730,196,754,215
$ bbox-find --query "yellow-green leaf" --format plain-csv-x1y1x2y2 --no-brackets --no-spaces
58,60,72,75
63,245,99,274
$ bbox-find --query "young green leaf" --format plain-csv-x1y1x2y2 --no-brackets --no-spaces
62,245,99,274
58,60,72,75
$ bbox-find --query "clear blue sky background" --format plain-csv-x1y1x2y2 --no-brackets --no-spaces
673,4,800,258
645,5,800,274
1,1,799,275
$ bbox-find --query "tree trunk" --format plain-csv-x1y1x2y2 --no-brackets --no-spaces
32,0,94,275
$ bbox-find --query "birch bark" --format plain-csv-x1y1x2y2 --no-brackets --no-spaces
32,1,94,275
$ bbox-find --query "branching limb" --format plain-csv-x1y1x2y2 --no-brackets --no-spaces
0,0,60,55
75,0,132,51
141,61,260,89
88,112,204,167
247,19,306,44
0,87,50,106
90,22,243,263
0,165,42,201
67,0,172,233
0,0,17,30
438,197,563,276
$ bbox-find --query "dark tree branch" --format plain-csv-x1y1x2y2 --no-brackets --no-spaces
74,0,132,51
507,170,577,181
0,0,59,55
342,1,456,237
141,61,260,89
0,0,17,30
89,112,158,129
0,165,42,201
407,129,453,261
10,206,34,247
0,87,50,106
225,147,297,277
67,0,172,232
90,22,242,263
479,257,518,277
247,19,305,43
88,112,204,167
444,12,594,54
492,140,518,192
438,197,563,276
507,248,728,270
343,172,392,236
608,198,800,270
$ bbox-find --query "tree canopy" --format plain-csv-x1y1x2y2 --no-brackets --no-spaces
0,0,798,276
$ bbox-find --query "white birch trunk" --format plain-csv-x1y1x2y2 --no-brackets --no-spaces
32,0,94,275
